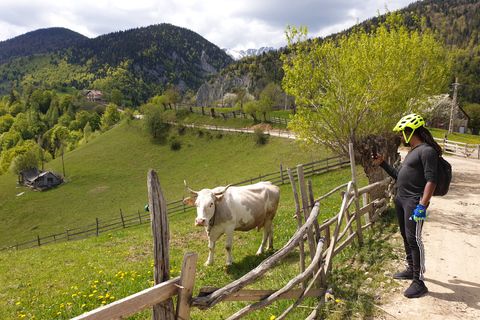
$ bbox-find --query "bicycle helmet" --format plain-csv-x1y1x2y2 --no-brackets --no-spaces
393,113,425,144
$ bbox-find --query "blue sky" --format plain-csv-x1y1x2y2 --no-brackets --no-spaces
0,0,415,50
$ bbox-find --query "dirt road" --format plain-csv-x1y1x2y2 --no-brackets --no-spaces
377,153,480,319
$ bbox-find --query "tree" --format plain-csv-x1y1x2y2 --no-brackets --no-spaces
59,94,73,114
143,103,166,138
110,89,124,106
243,101,258,121
260,83,284,107
9,141,41,175
282,11,449,191
257,96,274,121
101,103,121,129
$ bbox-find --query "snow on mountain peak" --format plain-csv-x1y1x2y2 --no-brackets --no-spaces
222,47,275,60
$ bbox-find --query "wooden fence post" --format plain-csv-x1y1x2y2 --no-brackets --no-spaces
148,169,175,320
96,218,99,236
120,209,125,228
280,164,284,185
37,235,41,247
176,251,198,320
348,143,364,245
287,167,306,289
297,165,317,262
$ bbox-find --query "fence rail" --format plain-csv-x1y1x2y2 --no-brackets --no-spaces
173,104,292,126
0,155,348,252
435,137,480,159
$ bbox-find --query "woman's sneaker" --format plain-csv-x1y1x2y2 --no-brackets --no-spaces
404,280,428,298
393,268,414,280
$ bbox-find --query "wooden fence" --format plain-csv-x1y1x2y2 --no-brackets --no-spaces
435,136,480,159
172,104,292,126
0,156,348,251
72,143,397,319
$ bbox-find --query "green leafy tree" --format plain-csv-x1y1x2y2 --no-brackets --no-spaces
101,103,121,129
260,83,284,107
243,101,258,121
88,112,102,131
143,103,166,138
59,94,73,114
0,114,14,134
257,96,274,121
9,141,41,175
110,89,124,105
282,11,449,188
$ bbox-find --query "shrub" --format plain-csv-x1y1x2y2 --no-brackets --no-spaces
253,127,268,145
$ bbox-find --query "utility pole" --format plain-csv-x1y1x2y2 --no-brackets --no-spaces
448,77,459,134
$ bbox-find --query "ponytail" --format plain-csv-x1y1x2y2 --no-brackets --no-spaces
415,127,443,157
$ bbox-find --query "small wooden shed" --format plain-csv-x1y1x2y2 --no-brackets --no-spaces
18,168,63,190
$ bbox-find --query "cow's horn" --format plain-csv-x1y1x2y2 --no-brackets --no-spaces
184,180,198,195
214,184,232,195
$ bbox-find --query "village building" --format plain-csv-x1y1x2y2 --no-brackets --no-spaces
18,167,64,190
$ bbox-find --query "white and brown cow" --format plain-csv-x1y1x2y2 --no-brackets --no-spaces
183,180,280,266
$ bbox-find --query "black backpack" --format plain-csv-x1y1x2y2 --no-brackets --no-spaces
433,157,452,196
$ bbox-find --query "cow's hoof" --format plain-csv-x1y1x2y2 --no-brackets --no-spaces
255,251,264,256
204,261,213,266
225,262,232,266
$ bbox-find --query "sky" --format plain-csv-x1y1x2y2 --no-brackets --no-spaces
0,0,415,50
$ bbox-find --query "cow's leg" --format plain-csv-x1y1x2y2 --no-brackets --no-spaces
224,227,235,266
256,219,273,255
205,229,222,266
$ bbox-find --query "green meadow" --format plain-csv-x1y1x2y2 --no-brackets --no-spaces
1,115,478,319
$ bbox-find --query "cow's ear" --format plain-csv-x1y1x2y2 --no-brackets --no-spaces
183,197,196,206
215,194,225,203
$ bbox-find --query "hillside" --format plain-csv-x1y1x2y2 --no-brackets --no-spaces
0,118,324,247
0,24,234,103
0,27,88,65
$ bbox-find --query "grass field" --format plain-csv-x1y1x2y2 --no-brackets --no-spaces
1,162,405,319
0,118,329,247
1,112,478,319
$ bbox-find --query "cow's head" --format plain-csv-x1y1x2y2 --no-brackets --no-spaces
183,180,231,227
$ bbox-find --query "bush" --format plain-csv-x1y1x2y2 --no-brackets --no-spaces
253,127,268,145
168,135,182,150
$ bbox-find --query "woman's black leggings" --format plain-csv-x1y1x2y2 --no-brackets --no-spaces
394,195,426,281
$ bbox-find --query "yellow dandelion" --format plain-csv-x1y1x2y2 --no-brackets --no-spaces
270,316,275,320
335,299,340,303
16,301,21,305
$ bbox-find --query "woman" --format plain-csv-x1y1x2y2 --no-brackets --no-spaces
373,113,442,298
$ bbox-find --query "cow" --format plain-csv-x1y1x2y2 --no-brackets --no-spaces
183,180,280,266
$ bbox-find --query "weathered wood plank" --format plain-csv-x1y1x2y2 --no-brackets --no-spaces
176,252,198,320
70,278,180,320
197,287,325,301
148,169,175,320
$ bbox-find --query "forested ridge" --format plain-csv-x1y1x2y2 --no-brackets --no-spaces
209,0,480,106
0,24,233,104
0,27,88,65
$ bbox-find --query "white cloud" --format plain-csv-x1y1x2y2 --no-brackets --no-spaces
0,0,415,49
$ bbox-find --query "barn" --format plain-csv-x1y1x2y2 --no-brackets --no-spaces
18,167,63,190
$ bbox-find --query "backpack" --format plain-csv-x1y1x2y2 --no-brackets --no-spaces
433,157,452,196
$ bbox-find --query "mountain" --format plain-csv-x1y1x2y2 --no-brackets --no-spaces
0,27,88,65
201,0,480,107
222,47,275,60
0,24,234,104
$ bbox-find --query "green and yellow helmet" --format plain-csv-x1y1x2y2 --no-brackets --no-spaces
393,113,425,144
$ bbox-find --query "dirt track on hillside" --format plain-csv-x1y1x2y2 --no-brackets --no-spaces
375,153,480,319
